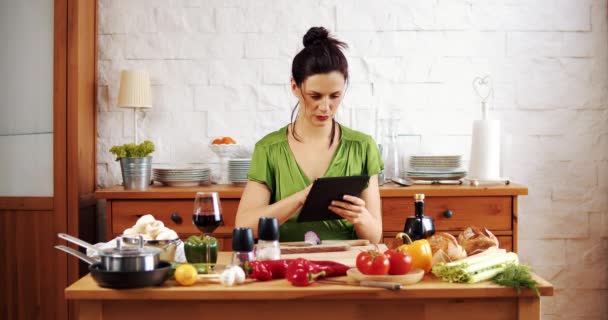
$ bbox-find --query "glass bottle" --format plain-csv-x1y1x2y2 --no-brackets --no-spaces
379,118,400,180
402,194,436,241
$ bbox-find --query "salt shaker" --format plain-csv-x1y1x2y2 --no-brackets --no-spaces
256,217,280,261
231,227,255,268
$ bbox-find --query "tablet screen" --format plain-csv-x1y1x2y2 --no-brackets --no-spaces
296,175,370,223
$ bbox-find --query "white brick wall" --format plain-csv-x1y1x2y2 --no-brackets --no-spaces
97,1,608,317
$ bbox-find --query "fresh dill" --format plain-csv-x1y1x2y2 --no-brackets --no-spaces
492,263,540,297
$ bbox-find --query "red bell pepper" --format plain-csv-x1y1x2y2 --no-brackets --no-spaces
285,259,325,287
244,259,349,281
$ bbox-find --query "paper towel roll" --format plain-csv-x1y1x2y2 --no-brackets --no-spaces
468,120,501,179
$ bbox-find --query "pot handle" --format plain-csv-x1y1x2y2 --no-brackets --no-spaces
54,245,98,265
57,233,98,252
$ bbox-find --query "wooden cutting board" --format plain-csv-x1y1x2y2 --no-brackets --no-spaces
279,239,371,254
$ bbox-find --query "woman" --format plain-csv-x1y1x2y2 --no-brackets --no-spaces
235,27,383,243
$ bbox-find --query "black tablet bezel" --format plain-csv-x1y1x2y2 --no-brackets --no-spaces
296,175,370,223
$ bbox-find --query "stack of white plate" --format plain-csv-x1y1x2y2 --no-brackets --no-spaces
153,167,210,187
228,158,251,185
407,155,466,181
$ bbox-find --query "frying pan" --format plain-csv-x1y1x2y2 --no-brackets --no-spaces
55,245,171,289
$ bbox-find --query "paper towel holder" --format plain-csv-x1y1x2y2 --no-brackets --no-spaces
465,75,510,187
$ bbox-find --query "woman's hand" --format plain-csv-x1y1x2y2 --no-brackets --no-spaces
296,184,313,206
328,195,375,226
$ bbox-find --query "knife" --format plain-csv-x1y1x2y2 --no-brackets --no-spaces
318,279,401,291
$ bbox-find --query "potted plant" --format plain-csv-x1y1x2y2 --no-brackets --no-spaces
110,140,155,190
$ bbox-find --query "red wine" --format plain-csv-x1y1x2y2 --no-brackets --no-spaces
193,214,222,234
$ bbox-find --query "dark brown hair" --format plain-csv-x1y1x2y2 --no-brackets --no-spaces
290,26,349,147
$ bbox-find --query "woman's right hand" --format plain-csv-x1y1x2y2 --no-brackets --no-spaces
297,184,313,206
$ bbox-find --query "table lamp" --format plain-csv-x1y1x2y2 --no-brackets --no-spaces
118,70,151,144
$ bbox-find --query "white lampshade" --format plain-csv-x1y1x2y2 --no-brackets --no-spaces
117,70,152,108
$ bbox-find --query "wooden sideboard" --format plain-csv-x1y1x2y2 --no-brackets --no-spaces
96,183,527,252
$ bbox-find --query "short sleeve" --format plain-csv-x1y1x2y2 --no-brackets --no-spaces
247,143,275,193
364,136,383,176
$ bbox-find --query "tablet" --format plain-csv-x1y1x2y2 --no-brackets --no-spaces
296,175,370,223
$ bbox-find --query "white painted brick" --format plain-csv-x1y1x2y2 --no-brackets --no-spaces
166,34,244,59
244,33,290,59
97,86,110,112
441,31,506,57
539,134,604,162
99,6,156,34
351,108,376,137
209,59,262,85
140,112,174,141
98,35,123,60
516,58,593,109
152,85,193,112
602,214,608,238
262,58,291,85
374,83,431,110
169,111,206,144
343,84,373,109
366,57,403,83
273,1,336,33
98,111,125,138
255,111,291,142
436,1,472,30
562,32,594,57
164,60,209,85
336,0,400,31
494,109,608,136
216,5,281,33
154,7,214,33
194,86,227,111
258,85,291,111
524,202,590,239
98,60,112,86
399,55,443,83
339,32,417,57
518,239,566,265
207,111,256,138
347,57,371,83
544,289,606,319
508,32,594,58
472,1,591,32
600,161,608,188
225,85,260,111
122,34,169,59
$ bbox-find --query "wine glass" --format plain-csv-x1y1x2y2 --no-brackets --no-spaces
192,192,223,265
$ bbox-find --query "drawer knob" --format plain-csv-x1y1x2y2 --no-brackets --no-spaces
171,212,183,224
443,210,453,218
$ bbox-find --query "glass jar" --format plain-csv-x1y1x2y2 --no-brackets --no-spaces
378,118,400,180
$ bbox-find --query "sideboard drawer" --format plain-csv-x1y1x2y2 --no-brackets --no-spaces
382,196,512,232
110,199,239,235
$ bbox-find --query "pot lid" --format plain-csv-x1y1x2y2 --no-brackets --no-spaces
98,237,161,258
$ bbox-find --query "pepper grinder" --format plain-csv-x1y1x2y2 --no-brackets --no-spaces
402,194,435,241
231,227,255,268
256,217,280,261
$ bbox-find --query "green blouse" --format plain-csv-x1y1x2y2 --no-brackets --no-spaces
247,124,383,242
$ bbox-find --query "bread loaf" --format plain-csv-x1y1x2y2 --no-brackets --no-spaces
458,227,499,255
428,232,467,263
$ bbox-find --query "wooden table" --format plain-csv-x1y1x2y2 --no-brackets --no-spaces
65,250,553,320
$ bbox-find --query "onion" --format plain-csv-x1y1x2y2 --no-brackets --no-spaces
304,231,321,245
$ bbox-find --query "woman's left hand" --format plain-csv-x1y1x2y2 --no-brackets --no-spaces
328,195,374,226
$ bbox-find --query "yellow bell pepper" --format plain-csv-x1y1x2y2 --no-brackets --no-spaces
395,233,433,273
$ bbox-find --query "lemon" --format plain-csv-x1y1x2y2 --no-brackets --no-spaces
174,264,198,286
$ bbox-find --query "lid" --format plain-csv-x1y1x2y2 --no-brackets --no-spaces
415,194,425,201
232,227,254,252
258,217,279,241
99,236,161,258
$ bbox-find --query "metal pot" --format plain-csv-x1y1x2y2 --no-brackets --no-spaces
58,233,161,272
54,245,171,289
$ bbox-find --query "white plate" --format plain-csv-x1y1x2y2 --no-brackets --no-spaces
346,268,424,285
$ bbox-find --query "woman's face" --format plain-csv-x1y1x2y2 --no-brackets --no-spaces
292,71,346,127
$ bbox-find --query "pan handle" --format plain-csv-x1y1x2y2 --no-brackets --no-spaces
54,245,98,265
57,233,98,252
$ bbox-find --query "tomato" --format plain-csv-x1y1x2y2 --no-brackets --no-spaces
384,249,413,275
356,250,390,275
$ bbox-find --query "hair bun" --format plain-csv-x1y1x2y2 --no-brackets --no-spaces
303,27,330,48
